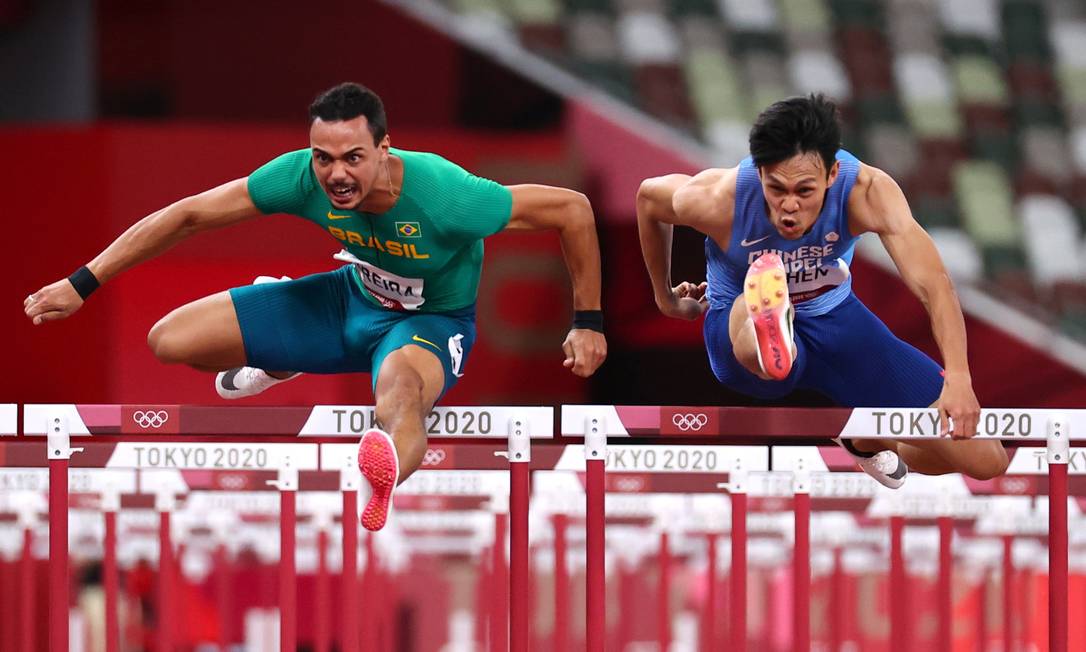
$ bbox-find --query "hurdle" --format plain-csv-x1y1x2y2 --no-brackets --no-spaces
11,403,1083,650
562,405,1080,652
20,404,552,652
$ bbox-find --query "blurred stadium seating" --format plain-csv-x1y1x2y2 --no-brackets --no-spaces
429,0,1086,338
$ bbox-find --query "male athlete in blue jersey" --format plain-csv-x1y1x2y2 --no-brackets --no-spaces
636,94,1008,486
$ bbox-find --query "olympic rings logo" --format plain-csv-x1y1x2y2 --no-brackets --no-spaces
1000,477,1031,494
132,410,169,429
421,448,447,466
672,413,708,431
218,474,247,490
614,477,645,492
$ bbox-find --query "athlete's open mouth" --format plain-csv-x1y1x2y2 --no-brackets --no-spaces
329,184,357,204
779,217,801,235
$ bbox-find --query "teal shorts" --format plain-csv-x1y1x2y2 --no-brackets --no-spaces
229,265,476,394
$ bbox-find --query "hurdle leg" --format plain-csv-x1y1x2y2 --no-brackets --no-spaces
702,533,718,652
46,412,80,652
475,548,490,649
507,417,531,652
102,490,120,652
552,514,570,652
830,546,844,652
1003,535,1014,652
271,465,298,652
155,488,177,652
1047,415,1069,652
584,416,606,652
215,544,232,651
342,467,361,652
890,515,908,652
20,517,36,652
728,471,748,652
976,568,988,652
617,558,636,650
658,530,671,651
937,516,953,652
1021,568,1034,650
489,512,509,652
363,534,378,652
792,470,810,652
316,528,331,652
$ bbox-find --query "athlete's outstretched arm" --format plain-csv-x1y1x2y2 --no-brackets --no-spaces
25,179,262,325
850,164,980,439
504,184,606,378
637,170,732,320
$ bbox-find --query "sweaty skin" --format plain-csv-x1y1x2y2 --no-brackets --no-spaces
636,153,1008,481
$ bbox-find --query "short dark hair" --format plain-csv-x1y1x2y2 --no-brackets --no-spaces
308,82,387,144
749,93,841,174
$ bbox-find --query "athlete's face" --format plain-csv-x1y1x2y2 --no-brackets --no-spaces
310,116,389,210
757,153,839,240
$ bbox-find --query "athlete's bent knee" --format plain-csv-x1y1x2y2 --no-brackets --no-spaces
147,318,190,365
961,443,1010,481
375,368,425,424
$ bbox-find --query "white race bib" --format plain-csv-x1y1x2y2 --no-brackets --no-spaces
787,258,850,303
334,250,425,310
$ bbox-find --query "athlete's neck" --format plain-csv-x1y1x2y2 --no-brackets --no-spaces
359,154,404,214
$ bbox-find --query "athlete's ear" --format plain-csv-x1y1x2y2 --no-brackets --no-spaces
825,160,840,187
379,134,391,159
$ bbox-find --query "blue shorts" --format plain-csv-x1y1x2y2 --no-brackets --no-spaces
703,293,943,407
229,265,476,395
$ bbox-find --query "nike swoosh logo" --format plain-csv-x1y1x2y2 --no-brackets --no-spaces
411,334,441,351
740,235,771,247
327,211,351,220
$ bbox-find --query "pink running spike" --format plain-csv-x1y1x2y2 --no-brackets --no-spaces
741,252,795,381
358,429,400,532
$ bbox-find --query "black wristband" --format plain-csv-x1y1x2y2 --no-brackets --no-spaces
67,266,100,300
573,310,604,333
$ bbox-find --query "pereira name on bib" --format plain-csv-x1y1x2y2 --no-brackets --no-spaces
334,250,425,311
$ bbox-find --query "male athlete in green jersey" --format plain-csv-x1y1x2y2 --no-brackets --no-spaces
24,83,607,530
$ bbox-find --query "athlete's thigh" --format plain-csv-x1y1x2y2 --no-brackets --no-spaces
704,305,806,400
373,344,446,413
370,311,477,399
150,290,246,367
799,295,943,407
230,266,358,373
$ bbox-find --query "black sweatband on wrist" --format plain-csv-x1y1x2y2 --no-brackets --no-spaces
573,309,604,333
68,266,100,300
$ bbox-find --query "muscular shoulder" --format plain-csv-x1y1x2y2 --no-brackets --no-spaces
398,148,512,237
847,162,910,236
673,166,738,226
397,149,460,196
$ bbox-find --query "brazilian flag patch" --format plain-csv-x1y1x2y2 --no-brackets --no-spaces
396,221,421,238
